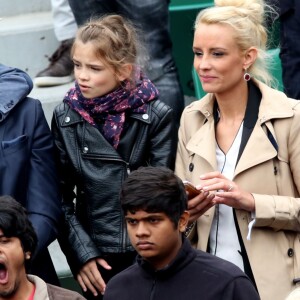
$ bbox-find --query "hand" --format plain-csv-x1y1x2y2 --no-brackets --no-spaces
187,189,216,222
77,258,112,296
198,171,255,212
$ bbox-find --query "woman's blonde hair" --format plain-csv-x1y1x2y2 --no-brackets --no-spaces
194,0,277,86
72,14,146,84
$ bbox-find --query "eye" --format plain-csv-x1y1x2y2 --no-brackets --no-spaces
91,67,101,71
212,52,224,57
73,62,80,68
0,237,9,244
149,218,160,224
126,219,138,225
194,51,203,57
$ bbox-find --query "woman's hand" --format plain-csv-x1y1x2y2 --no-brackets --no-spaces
77,258,112,296
198,171,255,212
187,189,216,222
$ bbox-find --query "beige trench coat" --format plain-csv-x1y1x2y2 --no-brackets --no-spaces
175,80,300,300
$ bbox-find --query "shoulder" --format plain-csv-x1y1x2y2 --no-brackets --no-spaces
149,99,172,118
193,249,250,281
54,102,69,117
47,284,86,299
14,97,42,111
108,263,139,284
104,264,142,299
8,98,45,125
181,94,213,123
105,264,140,289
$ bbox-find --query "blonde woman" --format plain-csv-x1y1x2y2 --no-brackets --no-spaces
176,1,300,299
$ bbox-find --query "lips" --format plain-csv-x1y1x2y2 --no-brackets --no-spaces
79,84,90,92
136,241,154,251
200,75,216,83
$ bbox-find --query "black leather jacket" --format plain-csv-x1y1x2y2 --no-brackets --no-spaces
52,100,177,274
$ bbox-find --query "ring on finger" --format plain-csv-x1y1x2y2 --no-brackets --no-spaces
228,184,233,192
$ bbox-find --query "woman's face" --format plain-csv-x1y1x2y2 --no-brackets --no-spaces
193,23,246,96
72,41,122,99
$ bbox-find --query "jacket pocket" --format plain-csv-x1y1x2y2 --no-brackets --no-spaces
2,135,28,154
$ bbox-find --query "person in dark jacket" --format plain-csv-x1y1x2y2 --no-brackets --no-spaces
0,195,85,300
103,166,260,300
0,64,62,285
51,15,177,299
267,0,300,99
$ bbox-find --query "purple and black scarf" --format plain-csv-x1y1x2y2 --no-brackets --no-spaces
64,72,159,149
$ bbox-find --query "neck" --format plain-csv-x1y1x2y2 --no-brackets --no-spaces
215,81,248,121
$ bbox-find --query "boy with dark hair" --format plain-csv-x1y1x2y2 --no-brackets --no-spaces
0,195,86,300
104,166,260,300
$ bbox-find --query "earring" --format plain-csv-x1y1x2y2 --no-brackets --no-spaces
25,253,31,260
244,69,251,81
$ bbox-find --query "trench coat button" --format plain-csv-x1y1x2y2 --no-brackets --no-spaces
204,111,211,117
83,146,88,153
142,114,149,120
65,116,70,123
287,248,294,257
189,163,194,172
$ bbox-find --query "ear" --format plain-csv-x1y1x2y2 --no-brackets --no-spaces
243,47,258,70
116,64,133,82
25,252,31,260
178,211,190,233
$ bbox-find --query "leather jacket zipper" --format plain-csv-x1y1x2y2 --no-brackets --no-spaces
82,152,131,251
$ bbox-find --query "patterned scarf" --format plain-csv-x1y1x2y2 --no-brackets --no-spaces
64,72,159,149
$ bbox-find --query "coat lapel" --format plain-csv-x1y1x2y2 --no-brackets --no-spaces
235,121,277,176
235,80,295,176
187,119,218,170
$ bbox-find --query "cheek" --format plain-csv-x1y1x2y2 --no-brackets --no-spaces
93,75,111,87
127,228,136,243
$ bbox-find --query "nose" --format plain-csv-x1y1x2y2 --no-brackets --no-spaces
135,222,150,238
195,54,211,71
77,67,89,81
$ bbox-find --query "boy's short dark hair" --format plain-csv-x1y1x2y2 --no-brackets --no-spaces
0,195,38,270
120,166,187,226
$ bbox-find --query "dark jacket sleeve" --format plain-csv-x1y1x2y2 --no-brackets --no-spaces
26,100,62,253
148,101,177,170
51,106,101,275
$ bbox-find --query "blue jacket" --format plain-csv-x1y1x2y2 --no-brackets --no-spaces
0,64,62,283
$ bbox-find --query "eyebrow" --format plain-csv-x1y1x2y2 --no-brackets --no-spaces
72,58,104,67
193,47,227,51
125,214,164,220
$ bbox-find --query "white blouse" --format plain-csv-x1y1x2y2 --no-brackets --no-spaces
209,121,244,271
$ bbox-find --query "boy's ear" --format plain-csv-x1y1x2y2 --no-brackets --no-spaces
179,211,190,233
25,251,31,260
117,64,133,82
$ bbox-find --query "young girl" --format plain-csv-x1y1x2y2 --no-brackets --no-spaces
52,14,177,299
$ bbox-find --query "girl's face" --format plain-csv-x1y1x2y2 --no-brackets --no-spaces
193,23,247,97
72,41,123,99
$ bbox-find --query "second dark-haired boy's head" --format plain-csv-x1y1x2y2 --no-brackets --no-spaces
0,195,38,271
120,166,188,227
